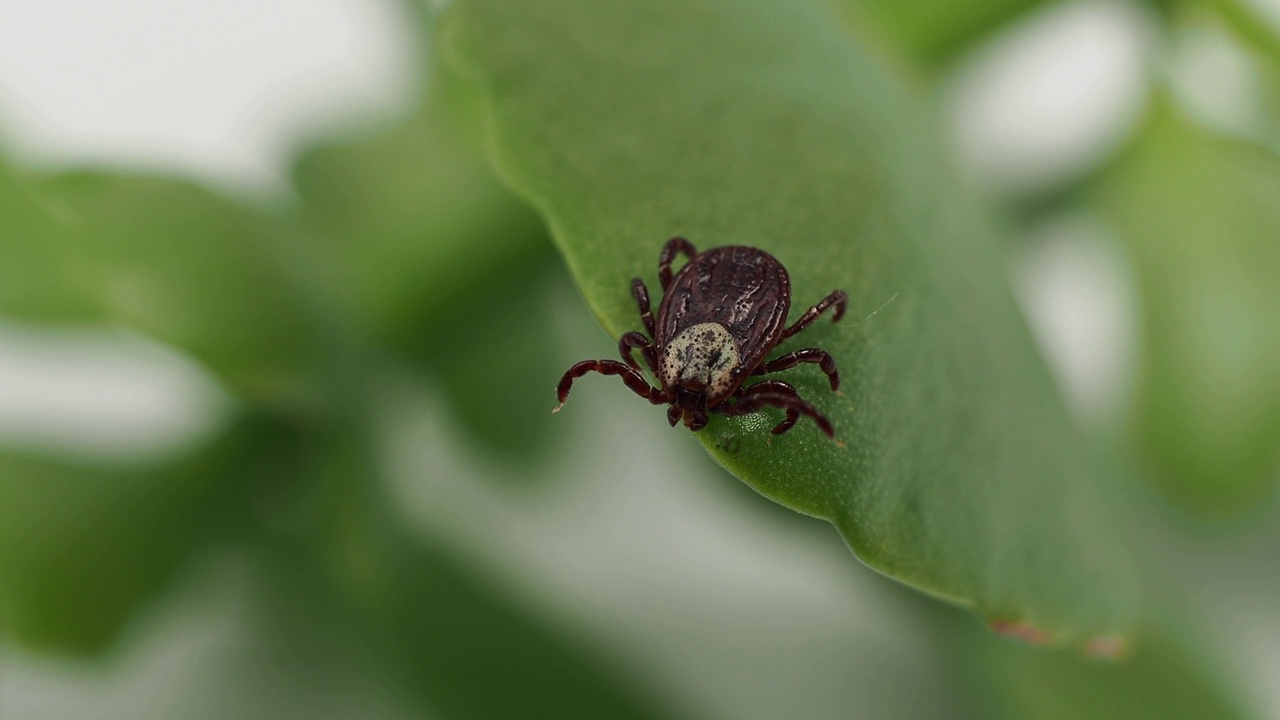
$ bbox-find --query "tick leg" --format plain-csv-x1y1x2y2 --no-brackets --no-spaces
721,388,834,438
618,331,658,373
667,405,682,427
555,359,668,412
713,379,796,410
754,348,840,391
781,290,848,340
658,236,698,290
728,380,802,434
631,278,656,338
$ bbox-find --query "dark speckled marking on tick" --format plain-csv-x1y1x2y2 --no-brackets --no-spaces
554,238,847,439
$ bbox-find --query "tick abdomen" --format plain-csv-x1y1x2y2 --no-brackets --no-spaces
660,322,741,398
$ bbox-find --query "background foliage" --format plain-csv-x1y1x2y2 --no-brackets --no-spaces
0,0,1276,718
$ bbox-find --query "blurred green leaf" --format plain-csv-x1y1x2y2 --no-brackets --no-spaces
443,0,1140,642
23,172,325,398
838,0,1048,67
1095,101,1280,517
264,411,699,720
0,417,273,654
294,30,558,459
293,52,550,349
1204,0,1280,74
946,614,1254,720
408,256,567,462
296,19,563,456
0,159,99,322
335,538,697,720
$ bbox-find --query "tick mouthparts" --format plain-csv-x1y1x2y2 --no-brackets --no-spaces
552,403,564,414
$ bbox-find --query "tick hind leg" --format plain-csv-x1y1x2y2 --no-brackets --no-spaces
658,237,697,289
781,290,847,340
716,381,803,434
619,331,658,373
720,381,834,437
555,359,668,412
755,348,840,391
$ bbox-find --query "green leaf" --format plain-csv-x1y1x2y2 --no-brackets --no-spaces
1202,0,1280,75
13,170,323,398
330,538,697,720
294,37,560,459
0,417,270,653
946,616,1253,720
408,256,568,462
261,408,698,720
443,0,1140,641
293,49,549,349
0,158,99,323
838,0,1050,67
1095,101,1280,517
0,140,330,400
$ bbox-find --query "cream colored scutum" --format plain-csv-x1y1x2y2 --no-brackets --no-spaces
660,322,742,399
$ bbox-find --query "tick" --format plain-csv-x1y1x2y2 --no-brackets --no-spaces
554,237,846,438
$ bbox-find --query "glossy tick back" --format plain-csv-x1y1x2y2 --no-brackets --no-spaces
554,237,847,438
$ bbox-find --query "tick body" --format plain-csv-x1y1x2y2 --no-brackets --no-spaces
555,238,847,438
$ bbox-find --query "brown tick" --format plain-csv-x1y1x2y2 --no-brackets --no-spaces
554,237,846,438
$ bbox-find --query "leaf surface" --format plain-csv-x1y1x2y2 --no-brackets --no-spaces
0,164,326,398
1095,102,1280,516
948,618,1254,720
442,0,1141,640
840,0,1049,66
0,418,270,653
294,51,561,459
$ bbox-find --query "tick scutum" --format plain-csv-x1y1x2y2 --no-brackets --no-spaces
657,246,790,405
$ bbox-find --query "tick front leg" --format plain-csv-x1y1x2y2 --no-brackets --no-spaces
618,331,658,373
721,387,834,438
781,290,847,340
658,236,698,290
554,359,668,412
754,348,840,391
631,278,656,338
